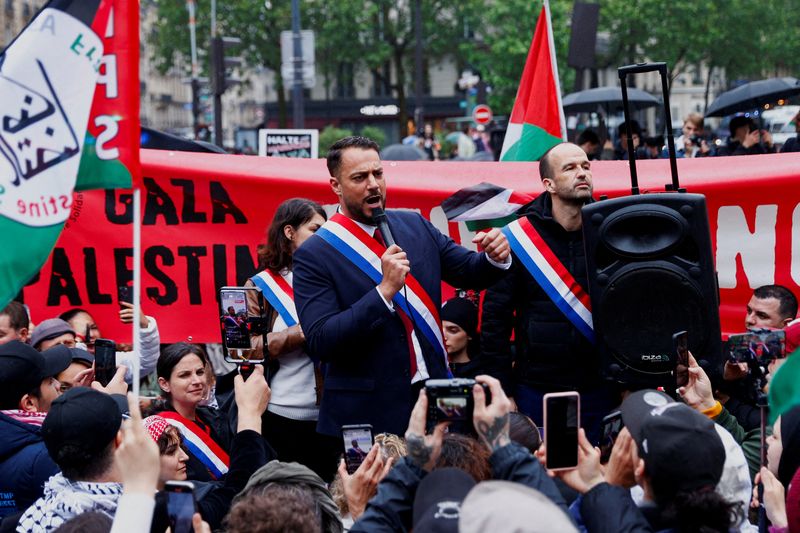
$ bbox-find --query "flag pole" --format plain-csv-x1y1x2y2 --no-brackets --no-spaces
543,0,567,141
131,187,141,399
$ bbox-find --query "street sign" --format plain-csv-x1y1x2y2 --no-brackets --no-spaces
472,104,493,125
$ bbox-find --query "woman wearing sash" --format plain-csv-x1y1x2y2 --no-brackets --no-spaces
245,198,339,481
155,343,232,482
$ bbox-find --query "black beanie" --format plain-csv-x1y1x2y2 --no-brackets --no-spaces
441,298,478,338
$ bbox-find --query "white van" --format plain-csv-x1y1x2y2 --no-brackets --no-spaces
762,105,799,148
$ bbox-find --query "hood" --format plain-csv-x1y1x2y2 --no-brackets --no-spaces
518,192,594,225
0,411,45,461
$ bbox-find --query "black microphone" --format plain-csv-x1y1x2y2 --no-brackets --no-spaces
372,207,396,247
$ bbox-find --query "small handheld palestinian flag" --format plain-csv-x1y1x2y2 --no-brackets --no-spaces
441,182,534,231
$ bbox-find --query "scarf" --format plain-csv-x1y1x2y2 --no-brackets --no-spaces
16,473,122,532
2,409,47,427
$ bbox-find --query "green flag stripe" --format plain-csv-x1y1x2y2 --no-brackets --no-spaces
75,135,133,191
500,123,562,162
0,218,63,306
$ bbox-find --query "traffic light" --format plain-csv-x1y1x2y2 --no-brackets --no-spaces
211,36,242,96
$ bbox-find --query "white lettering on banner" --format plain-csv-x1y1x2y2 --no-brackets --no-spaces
105,7,114,38
95,115,119,159
793,204,800,286
716,204,777,289
97,55,118,98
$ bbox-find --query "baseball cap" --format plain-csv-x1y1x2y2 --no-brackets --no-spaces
0,340,71,408
412,468,476,532
42,387,123,462
31,318,75,349
785,319,800,354
67,347,94,367
459,481,578,533
622,392,725,498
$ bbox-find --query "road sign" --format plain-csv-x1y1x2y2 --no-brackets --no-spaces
472,104,493,125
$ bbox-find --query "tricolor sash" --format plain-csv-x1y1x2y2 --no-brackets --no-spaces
502,217,595,343
160,411,230,479
315,213,450,374
250,269,298,327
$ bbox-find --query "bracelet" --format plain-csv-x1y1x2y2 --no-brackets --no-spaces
701,401,723,419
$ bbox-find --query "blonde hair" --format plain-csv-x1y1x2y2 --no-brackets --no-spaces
684,112,704,130
330,433,407,515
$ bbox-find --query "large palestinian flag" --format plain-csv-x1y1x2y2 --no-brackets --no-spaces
500,0,566,162
0,0,138,308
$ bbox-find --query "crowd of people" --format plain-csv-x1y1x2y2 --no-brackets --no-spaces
1,134,800,533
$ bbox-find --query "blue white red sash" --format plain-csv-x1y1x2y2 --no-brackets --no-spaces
250,269,298,327
502,217,595,343
315,213,450,375
160,411,230,479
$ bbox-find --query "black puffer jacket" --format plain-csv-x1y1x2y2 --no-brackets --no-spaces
481,193,601,393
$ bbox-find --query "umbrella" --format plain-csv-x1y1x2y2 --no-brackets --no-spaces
562,86,659,114
706,77,800,117
380,143,427,161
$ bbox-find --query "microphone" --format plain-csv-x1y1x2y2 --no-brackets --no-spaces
372,207,396,247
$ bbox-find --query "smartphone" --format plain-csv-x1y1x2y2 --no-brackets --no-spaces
93,338,117,386
219,286,268,362
342,424,373,474
165,481,196,533
728,329,786,364
673,330,689,389
117,285,133,306
543,391,580,470
599,411,623,464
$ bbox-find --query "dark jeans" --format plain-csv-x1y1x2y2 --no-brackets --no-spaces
262,411,341,483
515,384,615,445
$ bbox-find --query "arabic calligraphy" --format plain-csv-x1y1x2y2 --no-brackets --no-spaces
0,60,80,187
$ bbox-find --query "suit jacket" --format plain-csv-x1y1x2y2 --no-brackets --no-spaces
293,209,506,436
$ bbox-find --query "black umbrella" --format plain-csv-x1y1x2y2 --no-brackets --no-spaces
706,77,800,117
380,143,427,161
562,86,659,113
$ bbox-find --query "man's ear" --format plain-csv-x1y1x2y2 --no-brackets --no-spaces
19,393,39,413
18,327,29,343
781,316,793,328
114,429,124,449
542,177,555,194
330,176,342,197
634,457,646,480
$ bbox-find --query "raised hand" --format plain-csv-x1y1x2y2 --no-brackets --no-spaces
405,389,447,472
378,244,410,301
472,228,510,263
337,444,394,519
472,375,512,452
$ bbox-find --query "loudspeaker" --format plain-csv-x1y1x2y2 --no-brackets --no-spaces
581,193,722,387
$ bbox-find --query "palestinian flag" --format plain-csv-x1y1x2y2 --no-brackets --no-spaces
0,0,137,308
442,182,534,231
500,0,566,162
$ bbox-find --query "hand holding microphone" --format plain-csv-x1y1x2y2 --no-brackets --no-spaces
373,208,410,301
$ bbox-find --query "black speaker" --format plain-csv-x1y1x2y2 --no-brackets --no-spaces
581,193,722,387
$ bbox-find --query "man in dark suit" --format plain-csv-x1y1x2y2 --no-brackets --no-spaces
293,136,510,437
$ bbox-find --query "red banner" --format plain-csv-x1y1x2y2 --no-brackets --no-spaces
20,150,800,343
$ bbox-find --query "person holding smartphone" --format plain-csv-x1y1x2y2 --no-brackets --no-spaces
244,198,340,481
718,115,776,156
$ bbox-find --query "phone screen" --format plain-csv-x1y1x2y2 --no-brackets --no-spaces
729,329,786,363
342,425,373,474
673,330,689,388
94,339,116,386
117,285,133,306
544,393,580,470
219,287,268,362
599,411,623,464
166,485,196,533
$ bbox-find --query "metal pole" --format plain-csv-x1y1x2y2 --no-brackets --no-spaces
211,0,217,36
291,0,304,128
413,0,424,136
211,0,222,146
187,1,200,134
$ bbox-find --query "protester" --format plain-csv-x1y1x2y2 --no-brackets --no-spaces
30,319,77,351
229,460,344,533
17,388,126,531
718,115,776,156
293,136,510,438
744,285,798,329
54,347,94,393
482,142,610,442
441,296,483,378
576,129,600,159
147,364,273,532
154,343,232,482
601,120,643,160
557,390,741,532
671,112,713,158
509,411,542,453
0,342,70,520
59,304,161,382
245,197,339,481
0,302,30,345
350,375,574,532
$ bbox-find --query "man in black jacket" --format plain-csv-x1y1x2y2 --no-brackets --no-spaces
481,142,611,442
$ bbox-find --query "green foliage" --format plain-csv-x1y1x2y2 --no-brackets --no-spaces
359,126,387,149
318,126,354,157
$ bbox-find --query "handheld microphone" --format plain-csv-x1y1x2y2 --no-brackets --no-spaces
372,207,396,247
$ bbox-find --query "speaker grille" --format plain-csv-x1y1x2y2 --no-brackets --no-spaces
598,262,709,375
